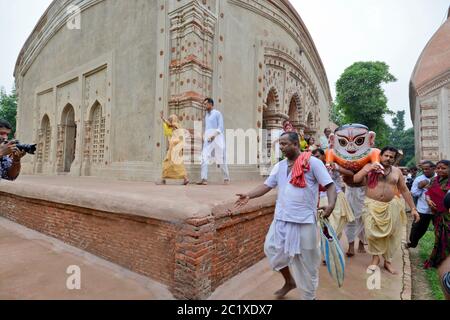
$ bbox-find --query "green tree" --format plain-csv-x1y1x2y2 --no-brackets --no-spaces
389,111,415,166
0,87,18,138
400,128,415,166
329,102,344,127
335,61,396,147
391,111,405,138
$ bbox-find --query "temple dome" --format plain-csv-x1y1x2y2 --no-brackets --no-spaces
411,12,450,89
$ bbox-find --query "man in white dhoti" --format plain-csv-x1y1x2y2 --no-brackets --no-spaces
313,149,355,237
197,98,230,185
234,132,336,300
345,185,367,256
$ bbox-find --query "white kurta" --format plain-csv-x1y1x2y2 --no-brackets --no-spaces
201,109,230,180
263,157,333,300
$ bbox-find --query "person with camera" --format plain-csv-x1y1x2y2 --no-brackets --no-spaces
0,120,26,181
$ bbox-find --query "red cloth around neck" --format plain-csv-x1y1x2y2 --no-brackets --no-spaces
290,152,312,188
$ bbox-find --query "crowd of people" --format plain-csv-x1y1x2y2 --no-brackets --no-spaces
405,159,450,300
0,95,447,300
234,127,449,300
157,99,449,300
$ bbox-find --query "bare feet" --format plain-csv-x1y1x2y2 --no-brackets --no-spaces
274,281,296,298
358,241,367,254
346,242,355,257
368,255,380,272
183,178,190,186
384,261,398,275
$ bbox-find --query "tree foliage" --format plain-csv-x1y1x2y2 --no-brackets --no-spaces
329,102,345,127
335,61,396,147
332,62,415,163
389,111,415,166
0,87,18,138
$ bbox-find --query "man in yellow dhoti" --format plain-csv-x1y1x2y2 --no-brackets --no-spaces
325,191,355,238
159,112,189,185
354,146,420,274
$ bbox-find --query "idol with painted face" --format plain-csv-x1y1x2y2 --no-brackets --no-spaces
326,124,380,186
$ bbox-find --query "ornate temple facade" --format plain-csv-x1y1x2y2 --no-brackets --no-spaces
410,9,450,162
15,0,332,181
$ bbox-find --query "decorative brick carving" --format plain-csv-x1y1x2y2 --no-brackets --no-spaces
90,104,106,165
83,121,92,164
36,115,52,173
82,66,108,172
419,103,439,161
263,46,318,130
168,1,217,160
228,0,330,98
56,124,65,172
43,122,52,163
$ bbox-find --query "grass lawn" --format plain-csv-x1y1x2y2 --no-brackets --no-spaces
418,230,445,300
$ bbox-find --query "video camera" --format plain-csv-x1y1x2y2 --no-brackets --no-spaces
2,140,37,155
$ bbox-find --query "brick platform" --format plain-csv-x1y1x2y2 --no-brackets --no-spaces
0,176,275,299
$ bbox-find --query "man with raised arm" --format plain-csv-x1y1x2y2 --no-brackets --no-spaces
354,146,420,274
234,132,336,300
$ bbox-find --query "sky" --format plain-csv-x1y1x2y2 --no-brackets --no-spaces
1,0,449,129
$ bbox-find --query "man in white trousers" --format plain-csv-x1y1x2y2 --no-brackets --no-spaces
234,132,336,300
197,98,230,185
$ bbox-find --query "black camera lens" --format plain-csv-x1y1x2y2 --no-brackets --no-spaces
16,143,37,155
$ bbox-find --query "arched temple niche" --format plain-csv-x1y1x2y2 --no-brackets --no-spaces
36,114,51,173
264,88,279,113
80,99,107,176
305,111,317,137
57,104,77,173
263,57,285,116
262,87,284,132
287,93,304,131
262,87,287,168
87,101,106,165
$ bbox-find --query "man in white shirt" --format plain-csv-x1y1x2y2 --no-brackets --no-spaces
319,128,332,150
234,132,336,300
407,161,436,248
197,98,230,185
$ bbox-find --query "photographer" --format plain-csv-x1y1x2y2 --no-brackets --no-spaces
0,120,26,181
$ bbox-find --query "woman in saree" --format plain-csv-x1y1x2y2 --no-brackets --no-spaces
442,187,450,299
159,112,189,185
424,160,450,272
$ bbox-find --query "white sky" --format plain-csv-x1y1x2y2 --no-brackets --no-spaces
1,0,449,128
